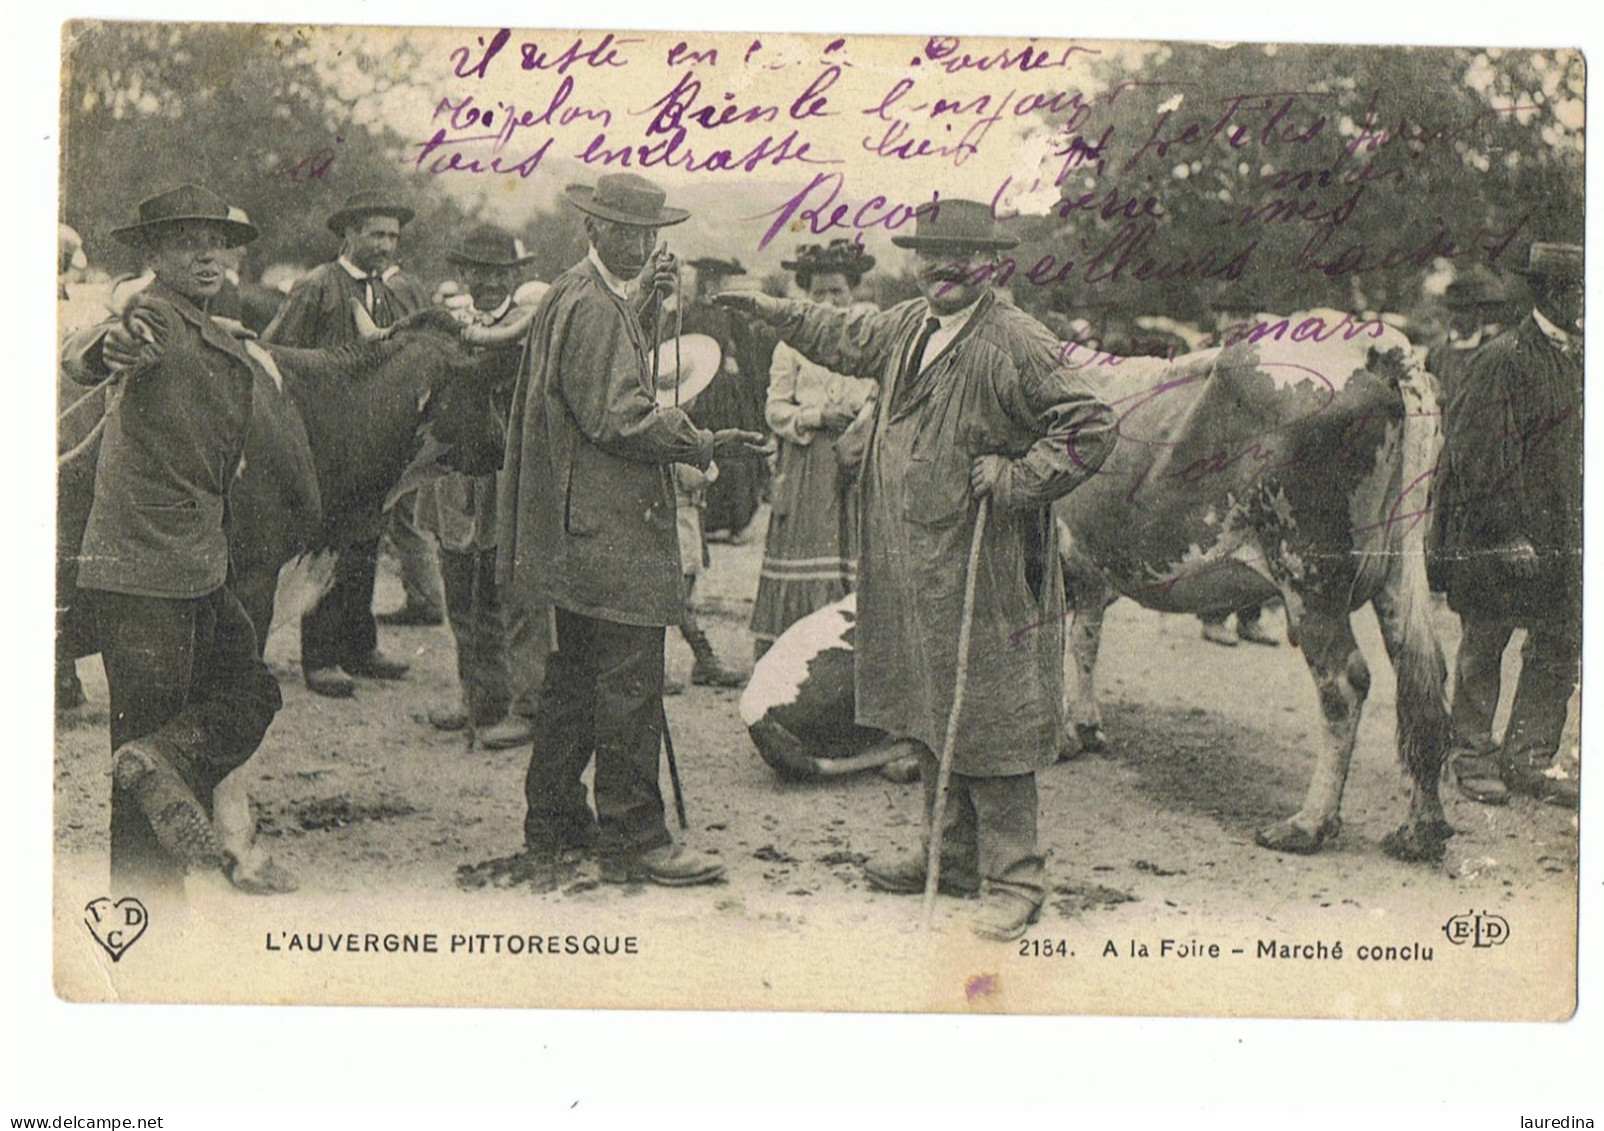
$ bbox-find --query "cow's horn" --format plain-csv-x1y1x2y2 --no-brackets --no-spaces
350,299,388,342
461,304,537,346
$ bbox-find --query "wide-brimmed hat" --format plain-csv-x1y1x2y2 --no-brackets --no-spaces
326,190,416,236
111,184,260,248
1512,241,1583,280
1443,266,1513,309
447,223,534,268
686,257,746,278
653,334,722,408
781,239,876,280
890,199,1018,251
565,174,689,228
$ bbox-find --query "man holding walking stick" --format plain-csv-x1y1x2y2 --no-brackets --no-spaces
499,173,764,887
719,200,1116,940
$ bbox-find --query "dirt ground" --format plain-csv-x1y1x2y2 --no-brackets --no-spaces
54,506,1581,953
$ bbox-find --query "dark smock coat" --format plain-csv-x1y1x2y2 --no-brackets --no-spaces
498,259,714,627
1431,313,1583,626
774,292,1115,777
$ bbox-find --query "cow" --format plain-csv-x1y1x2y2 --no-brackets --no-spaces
1053,318,1452,862
57,303,482,890
741,316,1453,864
739,594,920,778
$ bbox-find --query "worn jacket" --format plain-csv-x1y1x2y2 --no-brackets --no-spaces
776,291,1116,775
63,283,266,598
263,260,429,348
498,258,714,627
1432,312,1583,621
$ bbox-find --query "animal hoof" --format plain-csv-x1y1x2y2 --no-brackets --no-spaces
1075,724,1107,755
1254,818,1335,855
228,854,301,895
1380,820,1454,863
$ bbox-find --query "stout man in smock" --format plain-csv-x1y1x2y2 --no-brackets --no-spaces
721,201,1116,940
498,173,764,885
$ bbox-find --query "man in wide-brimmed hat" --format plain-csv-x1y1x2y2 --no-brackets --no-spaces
720,200,1117,940
407,223,550,751
1434,241,1583,810
264,188,435,698
497,173,765,887
61,184,285,893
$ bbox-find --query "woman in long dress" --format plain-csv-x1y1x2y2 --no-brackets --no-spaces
750,241,879,659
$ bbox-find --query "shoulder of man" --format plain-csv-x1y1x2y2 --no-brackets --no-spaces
972,297,1062,365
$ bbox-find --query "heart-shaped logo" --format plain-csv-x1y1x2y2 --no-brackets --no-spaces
83,896,149,962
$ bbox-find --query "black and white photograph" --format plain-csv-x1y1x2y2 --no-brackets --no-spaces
45,19,1586,1028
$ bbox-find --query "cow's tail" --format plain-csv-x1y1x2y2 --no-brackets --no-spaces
1385,346,1452,784
271,549,339,631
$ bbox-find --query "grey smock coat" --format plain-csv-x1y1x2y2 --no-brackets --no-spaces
774,291,1116,777
498,258,714,627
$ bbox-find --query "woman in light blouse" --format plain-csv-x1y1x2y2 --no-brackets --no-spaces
750,241,879,659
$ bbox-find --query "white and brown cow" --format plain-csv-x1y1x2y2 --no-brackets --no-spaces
745,315,1453,863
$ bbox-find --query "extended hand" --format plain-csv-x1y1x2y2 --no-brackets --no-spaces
711,428,768,459
969,454,1010,500
102,310,164,373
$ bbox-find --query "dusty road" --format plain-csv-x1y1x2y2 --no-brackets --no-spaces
55,507,1580,1003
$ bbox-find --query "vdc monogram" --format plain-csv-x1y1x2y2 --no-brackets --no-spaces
1442,910,1510,948
84,896,149,962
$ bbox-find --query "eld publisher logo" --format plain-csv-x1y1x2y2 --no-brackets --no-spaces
1442,910,1509,948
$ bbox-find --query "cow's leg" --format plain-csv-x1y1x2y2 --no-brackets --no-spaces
1370,572,1455,861
230,557,282,659
1255,601,1368,854
1060,555,1110,759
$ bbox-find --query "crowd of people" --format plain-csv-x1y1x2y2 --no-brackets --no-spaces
58,171,1582,940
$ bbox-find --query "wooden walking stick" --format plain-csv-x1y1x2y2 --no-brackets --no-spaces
660,701,689,831
922,496,990,928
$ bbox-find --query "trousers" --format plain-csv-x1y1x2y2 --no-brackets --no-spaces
385,494,446,616
301,534,380,673
1451,612,1579,768
915,744,1045,906
522,608,670,858
441,548,510,726
93,586,282,891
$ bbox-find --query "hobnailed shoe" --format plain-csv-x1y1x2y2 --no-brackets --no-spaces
479,716,537,750
971,890,1042,942
376,603,444,627
691,658,747,688
600,843,726,886
305,665,356,698
863,852,980,897
112,741,228,870
345,649,411,680
1504,760,1579,810
1451,750,1510,805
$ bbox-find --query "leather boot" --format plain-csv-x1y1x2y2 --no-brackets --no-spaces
685,623,745,688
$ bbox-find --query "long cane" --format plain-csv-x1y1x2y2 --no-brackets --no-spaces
661,700,688,830
922,496,990,928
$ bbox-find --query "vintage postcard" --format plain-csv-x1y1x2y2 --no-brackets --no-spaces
53,21,1583,1018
